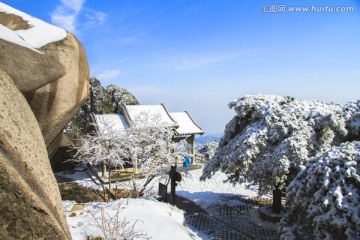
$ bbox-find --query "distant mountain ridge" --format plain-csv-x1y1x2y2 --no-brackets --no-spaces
196,133,223,145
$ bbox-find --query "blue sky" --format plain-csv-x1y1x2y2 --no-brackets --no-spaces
3,0,360,133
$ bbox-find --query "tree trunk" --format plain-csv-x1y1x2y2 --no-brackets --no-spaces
102,162,107,177
108,166,112,201
272,186,282,214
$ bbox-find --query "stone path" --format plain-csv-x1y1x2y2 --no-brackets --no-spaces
184,198,280,240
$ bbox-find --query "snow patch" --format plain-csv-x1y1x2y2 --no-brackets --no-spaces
64,198,201,240
0,3,67,49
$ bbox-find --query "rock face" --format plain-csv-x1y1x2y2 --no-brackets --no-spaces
65,77,139,139
0,3,89,239
0,39,66,93
26,31,89,157
0,70,71,239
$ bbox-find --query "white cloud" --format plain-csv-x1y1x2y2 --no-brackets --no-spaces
51,14,76,32
60,0,84,13
85,9,107,26
96,69,122,81
51,0,85,32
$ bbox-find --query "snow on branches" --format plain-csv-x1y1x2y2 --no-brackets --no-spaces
281,141,360,240
197,141,219,161
74,112,187,196
343,100,360,140
74,121,127,169
201,95,347,194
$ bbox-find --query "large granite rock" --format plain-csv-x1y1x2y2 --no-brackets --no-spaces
0,70,71,239
25,31,89,157
0,3,89,239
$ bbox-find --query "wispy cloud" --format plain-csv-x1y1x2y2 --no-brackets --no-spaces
51,0,85,32
168,49,261,71
96,69,122,82
84,8,107,26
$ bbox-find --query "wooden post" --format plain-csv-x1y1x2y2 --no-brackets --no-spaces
192,135,196,164
108,166,112,201
170,165,176,206
272,186,282,214
102,162,107,177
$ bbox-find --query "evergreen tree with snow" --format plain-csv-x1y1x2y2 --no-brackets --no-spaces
198,141,219,161
280,141,360,239
65,77,139,139
201,94,347,212
343,100,360,141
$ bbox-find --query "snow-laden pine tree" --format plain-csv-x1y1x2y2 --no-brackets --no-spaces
201,95,347,212
343,100,360,141
280,141,360,240
198,141,219,161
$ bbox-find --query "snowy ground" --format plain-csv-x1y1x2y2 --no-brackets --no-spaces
64,198,200,240
58,164,272,239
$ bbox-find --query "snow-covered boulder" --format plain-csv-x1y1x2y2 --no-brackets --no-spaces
25,33,89,158
0,2,90,157
0,2,90,239
281,141,360,239
0,3,66,93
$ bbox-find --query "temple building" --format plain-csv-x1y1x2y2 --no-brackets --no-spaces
91,103,204,163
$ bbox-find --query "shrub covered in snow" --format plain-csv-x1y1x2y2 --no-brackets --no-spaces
280,141,360,240
201,95,347,195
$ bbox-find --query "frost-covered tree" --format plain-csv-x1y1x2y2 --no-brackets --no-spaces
343,100,360,141
73,121,128,193
75,111,186,197
121,112,179,195
198,141,219,161
201,95,347,212
281,141,360,240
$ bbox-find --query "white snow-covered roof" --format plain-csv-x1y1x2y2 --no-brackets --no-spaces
170,111,204,136
0,3,67,51
122,104,177,127
93,114,128,135
92,104,204,136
